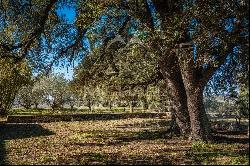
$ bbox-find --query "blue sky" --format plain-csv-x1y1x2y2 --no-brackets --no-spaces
54,6,77,80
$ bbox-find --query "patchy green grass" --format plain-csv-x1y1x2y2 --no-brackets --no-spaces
0,118,249,165
186,141,249,165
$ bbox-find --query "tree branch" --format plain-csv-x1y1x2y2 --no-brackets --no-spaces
199,54,229,88
0,0,58,62
45,29,88,75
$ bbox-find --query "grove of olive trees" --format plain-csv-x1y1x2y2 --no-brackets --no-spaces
0,0,248,142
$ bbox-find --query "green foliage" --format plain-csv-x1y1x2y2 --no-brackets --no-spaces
17,85,34,109
0,58,31,115
38,74,69,110
76,0,108,30
205,84,249,125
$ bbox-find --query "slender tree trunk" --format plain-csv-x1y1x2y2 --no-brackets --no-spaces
142,86,148,112
129,87,135,113
35,103,38,109
88,100,92,112
130,100,134,113
51,100,56,111
51,105,55,112
142,96,148,111
109,101,112,111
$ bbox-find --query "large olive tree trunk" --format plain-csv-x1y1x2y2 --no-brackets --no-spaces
160,52,212,140
179,50,212,141
185,87,211,141
159,57,191,136
166,79,191,136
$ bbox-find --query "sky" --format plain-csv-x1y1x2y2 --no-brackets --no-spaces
54,7,77,80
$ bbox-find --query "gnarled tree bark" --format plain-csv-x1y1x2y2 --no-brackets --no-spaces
179,50,212,141
159,56,191,136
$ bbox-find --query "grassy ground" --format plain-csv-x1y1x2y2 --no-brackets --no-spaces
8,108,150,116
0,118,249,165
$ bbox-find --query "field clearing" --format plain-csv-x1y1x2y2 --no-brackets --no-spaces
0,118,249,165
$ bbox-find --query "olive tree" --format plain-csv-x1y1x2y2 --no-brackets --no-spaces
39,74,69,111
0,58,31,115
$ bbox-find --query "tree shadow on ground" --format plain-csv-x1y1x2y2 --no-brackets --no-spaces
7,113,166,123
212,130,249,144
71,129,173,148
0,139,5,165
115,120,179,142
58,152,172,165
71,120,176,148
0,123,55,164
117,130,173,142
116,120,171,129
